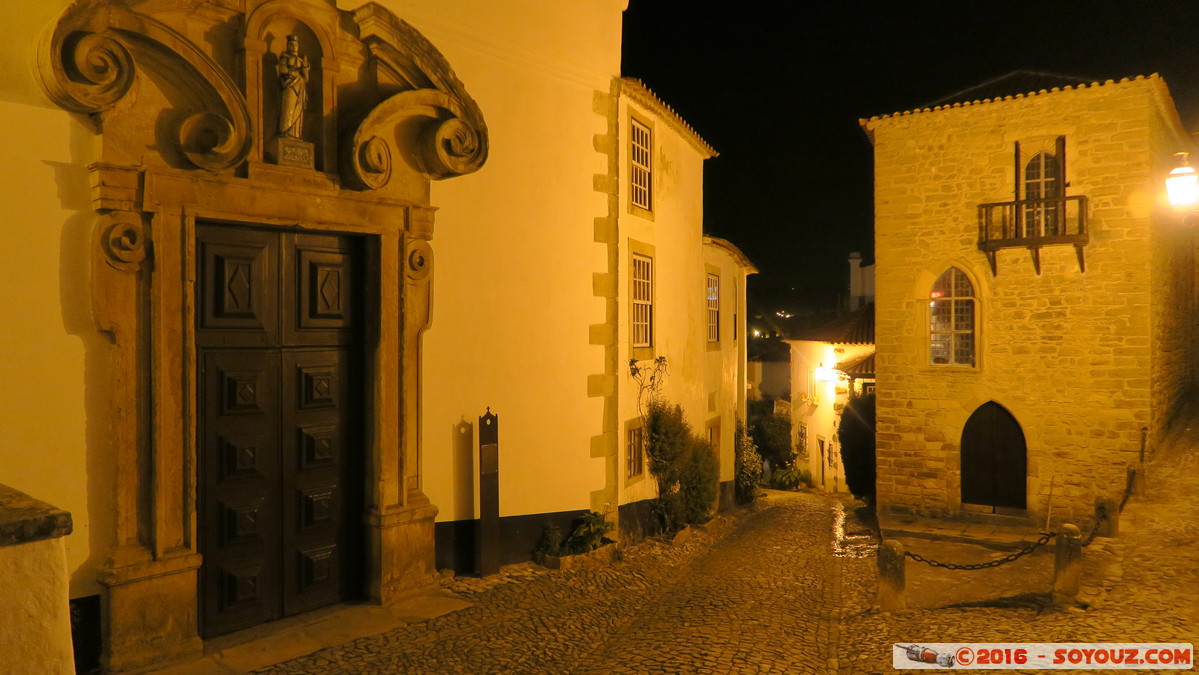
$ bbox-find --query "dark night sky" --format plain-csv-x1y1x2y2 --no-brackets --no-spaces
621,2,1199,312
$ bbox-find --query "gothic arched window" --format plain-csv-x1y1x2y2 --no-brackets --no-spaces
929,267,975,366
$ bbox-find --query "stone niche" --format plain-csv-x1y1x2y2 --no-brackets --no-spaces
37,0,488,671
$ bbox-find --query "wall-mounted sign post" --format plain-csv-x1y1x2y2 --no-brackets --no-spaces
476,408,500,576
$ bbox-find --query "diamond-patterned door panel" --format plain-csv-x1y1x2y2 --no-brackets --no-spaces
299,366,337,410
219,435,265,479
197,226,279,345
198,225,360,637
298,545,336,591
298,425,337,469
220,369,267,415
221,562,264,608
298,487,335,529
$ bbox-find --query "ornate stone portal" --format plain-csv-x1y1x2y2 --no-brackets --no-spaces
38,0,487,670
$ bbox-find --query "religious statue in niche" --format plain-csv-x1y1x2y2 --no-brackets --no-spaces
271,34,315,168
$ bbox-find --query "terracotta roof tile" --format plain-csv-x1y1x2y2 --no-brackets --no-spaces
792,303,874,345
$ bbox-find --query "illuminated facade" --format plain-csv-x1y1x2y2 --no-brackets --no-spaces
0,0,752,670
788,304,875,493
863,74,1196,529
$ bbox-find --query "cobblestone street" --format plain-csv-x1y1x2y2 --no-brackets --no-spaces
233,436,1199,675
252,491,846,674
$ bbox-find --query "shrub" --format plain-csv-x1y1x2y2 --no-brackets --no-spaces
645,398,722,531
839,393,877,501
532,524,562,564
651,492,685,535
646,399,690,490
679,437,719,523
750,413,794,468
769,465,804,491
734,419,762,504
561,510,613,555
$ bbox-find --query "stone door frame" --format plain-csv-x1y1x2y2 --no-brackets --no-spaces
38,1,487,669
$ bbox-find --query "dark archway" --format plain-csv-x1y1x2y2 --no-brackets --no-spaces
960,401,1027,510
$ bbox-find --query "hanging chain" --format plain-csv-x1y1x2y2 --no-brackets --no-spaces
903,530,1056,570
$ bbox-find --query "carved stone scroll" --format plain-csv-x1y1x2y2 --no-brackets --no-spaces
344,6,488,189
38,3,252,171
344,88,485,189
100,216,149,272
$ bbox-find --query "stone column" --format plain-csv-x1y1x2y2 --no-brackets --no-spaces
877,539,907,611
0,485,75,674
1053,523,1082,605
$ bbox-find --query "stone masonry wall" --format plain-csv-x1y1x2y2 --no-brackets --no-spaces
1147,91,1197,444
866,75,1193,527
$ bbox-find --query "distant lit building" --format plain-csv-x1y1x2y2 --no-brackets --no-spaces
788,304,875,492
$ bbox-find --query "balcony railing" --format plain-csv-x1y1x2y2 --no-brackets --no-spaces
977,195,1088,274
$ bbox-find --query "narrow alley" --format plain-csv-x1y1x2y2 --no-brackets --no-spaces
158,434,1199,675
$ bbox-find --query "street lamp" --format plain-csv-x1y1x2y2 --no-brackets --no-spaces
1166,152,1199,208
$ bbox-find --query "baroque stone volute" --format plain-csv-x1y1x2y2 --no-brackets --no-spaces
38,1,253,172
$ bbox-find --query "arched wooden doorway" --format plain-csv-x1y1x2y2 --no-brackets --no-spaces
960,402,1027,511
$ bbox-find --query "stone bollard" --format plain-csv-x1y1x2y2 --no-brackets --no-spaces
1095,498,1118,537
1053,523,1082,605
877,539,906,611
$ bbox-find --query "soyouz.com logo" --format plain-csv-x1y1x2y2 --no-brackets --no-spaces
893,643,1193,669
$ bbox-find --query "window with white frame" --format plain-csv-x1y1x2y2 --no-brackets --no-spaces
632,253,653,348
929,267,976,366
630,118,652,211
706,273,720,342
626,421,645,478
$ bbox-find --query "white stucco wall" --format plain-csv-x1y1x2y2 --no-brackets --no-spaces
398,1,622,519
616,91,711,506
789,340,873,492
0,95,103,597
703,242,754,484
0,537,75,673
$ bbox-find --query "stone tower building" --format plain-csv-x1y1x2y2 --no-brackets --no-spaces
862,74,1196,529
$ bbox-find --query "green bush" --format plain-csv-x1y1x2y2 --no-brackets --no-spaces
562,510,613,555
651,492,685,535
645,398,721,532
750,413,794,468
769,466,804,491
679,437,719,523
646,399,690,488
532,524,562,564
734,419,762,504
838,393,877,501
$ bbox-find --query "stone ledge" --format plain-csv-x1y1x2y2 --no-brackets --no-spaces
0,483,72,546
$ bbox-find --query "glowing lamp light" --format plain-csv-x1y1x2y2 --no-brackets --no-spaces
1167,152,1199,208
814,364,838,382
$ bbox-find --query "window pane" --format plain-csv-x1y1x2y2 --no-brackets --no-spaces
930,301,951,331
951,268,973,297
930,336,951,364
954,332,974,366
953,299,973,330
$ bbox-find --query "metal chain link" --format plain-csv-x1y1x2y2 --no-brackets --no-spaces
904,531,1056,570
901,491,1120,569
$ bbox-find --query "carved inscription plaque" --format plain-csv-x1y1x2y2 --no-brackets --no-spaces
272,136,314,169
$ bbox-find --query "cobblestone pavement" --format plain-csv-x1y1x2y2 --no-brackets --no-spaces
255,436,1198,675
838,430,1199,674
255,491,846,674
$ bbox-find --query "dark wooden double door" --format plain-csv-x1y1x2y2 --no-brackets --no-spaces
197,224,364,637
960,401,1027,511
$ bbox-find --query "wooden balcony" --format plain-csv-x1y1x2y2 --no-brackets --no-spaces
977,195,1088,274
